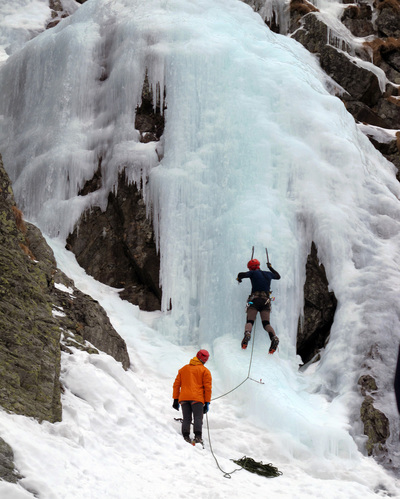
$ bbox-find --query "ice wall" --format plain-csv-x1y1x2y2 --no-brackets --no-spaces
0,0,400,461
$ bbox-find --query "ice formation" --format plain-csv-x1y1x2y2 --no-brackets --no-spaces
0,0,399,469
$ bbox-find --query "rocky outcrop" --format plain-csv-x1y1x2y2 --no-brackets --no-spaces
66,172,161,311
66,78,163,311
0,154,62,423
0,153,130,433
358,374,390,456
253,0,400,179
26,223,131,370
297,242,337,365
0,437,22,484
243,0,400,177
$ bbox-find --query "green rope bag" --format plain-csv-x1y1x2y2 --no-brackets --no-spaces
232,456,283,478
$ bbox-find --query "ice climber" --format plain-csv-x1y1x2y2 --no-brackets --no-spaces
237,259,281,354
172,349,212,445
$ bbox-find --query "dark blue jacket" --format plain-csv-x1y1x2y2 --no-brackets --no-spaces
237,266,280,294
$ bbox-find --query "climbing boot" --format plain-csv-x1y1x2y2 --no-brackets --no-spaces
269,336,279,354
241,332,251,350
183,434,192,444
194,434,204,445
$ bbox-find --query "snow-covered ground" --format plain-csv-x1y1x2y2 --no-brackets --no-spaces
0,241,398,499
0,0,400,497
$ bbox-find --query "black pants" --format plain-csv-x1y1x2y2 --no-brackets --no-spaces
245,296,276,339
181,401,204,437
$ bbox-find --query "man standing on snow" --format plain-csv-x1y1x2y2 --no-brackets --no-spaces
172,350,212,445
237,258,280,354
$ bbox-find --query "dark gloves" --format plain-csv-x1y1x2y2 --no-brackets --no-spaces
267,262,272,269
172,399,180,411
203,402,210,414
236,276,242,283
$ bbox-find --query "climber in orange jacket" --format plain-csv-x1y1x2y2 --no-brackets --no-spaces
172,349,212,445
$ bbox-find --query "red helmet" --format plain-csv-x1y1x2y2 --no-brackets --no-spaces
247,259,260,270
196,349,210,363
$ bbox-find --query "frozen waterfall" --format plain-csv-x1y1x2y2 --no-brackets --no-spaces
0,0,400,480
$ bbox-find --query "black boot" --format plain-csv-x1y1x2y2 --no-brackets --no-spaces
183,433,192,444
241,332,251,349
269,335,279,354
194,433,203,445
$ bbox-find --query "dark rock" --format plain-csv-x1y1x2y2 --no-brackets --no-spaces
25,223,131,370
291,13,328,54
67,171,161,311
52,275,131,370
289,0,319,33
376,2,400,38
385,49,400,74
66,74,163,312
374,96,400,128
0,437,23,484
320,45,382,106
135,74,165,143
345,100,391,128
341,4,375,38
297,242,337,365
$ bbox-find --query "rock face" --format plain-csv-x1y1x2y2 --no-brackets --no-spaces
0,151,131,484
0,153,130,425
0,154,62,424
26,223,131,370
297,242,337,365
66,78,163,312
66,172,161,311
0,438,22,484
291,4,400,178
243,0,400,180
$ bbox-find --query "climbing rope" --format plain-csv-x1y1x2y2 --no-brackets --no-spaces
175,319,282,479
205,412,243,479
231,456,282,478
211,318,261,403
204,319,282,479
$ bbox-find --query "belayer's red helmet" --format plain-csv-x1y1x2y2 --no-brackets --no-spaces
197,349,210,363
247,259,260,270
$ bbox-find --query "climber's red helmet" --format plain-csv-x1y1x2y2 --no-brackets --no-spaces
247,259,260,271
197,349,210,363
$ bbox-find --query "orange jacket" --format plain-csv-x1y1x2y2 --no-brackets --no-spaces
173,357,212,404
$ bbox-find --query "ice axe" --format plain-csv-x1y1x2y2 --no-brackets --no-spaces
265,247,270,265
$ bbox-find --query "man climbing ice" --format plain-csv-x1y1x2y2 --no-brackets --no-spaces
237,258,281,354
172,349,212,445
